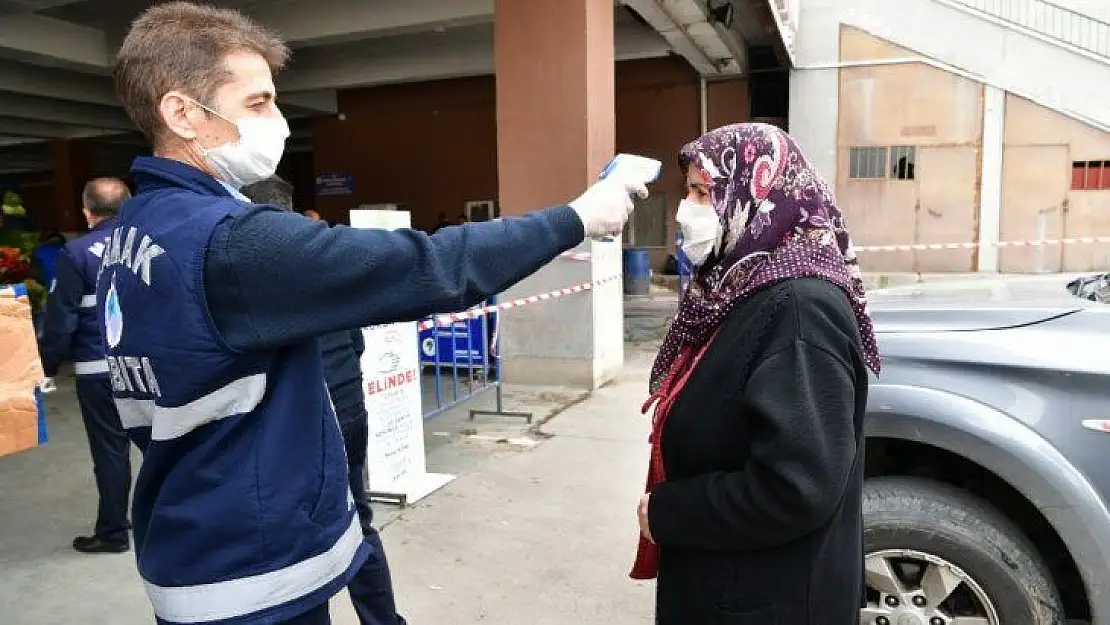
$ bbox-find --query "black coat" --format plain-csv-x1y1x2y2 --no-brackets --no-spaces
318,327,366,425
647,278,869,625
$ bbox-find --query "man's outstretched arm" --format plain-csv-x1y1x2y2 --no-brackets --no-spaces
205,204,584,351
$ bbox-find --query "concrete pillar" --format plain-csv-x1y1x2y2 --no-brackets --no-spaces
786,0,840,180
494,0,623,389
977,85,1005,273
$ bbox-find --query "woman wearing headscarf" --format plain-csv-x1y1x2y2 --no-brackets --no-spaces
630,123,881,625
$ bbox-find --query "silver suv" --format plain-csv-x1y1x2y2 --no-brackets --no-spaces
860,275,1110,625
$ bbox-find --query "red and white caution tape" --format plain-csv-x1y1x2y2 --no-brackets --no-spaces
559,235,1110,258
855,235,1110,253
416,274,622,331
558,250,594,261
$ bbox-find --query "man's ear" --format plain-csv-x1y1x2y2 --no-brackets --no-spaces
160,91,199,141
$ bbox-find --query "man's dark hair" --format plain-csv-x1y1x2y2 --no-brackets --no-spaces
241,176,294,211
82,178,131,217
112,1,289,145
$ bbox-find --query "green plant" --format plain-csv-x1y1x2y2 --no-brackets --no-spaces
23,278,46,313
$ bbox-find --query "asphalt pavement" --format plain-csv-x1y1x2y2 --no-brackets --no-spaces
0,349,659,625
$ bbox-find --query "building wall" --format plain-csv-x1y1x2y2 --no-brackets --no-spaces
791,0,1110,142
836,26,983,272
1002,94,1110,272
827,26,1110,273
311,57,752,268
614,57,701,269
8,139,134,233
312,74,499,231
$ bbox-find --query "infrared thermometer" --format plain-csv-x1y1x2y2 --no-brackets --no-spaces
598,153,663,186
596,153,663,242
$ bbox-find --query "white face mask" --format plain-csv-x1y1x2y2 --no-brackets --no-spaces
190,100,290,189
676,199,721,266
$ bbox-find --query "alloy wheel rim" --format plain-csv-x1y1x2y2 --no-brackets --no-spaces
860,549,1000,625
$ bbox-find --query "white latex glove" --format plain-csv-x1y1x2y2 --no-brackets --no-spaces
569,178,649,239
39,377,57,394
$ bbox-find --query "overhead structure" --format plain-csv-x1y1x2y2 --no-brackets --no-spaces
0,0,789,162
619,0,751,75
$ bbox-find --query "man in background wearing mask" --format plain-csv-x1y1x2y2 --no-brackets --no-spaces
241,176,402,624
39,178,134,555
102,3,647,625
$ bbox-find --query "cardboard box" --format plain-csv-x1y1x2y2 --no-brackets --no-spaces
0,286,45,457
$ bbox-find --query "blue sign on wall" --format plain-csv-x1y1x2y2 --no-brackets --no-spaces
315,172,354,196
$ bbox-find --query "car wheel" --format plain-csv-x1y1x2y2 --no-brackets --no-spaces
861,476,1064,625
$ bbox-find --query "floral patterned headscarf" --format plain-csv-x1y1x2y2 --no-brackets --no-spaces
650,123,881,391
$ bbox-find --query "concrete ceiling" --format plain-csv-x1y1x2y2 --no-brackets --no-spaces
0,0,783,175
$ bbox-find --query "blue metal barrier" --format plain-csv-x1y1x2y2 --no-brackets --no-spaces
418,297,533,424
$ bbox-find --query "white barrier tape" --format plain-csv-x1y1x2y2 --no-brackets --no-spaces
558,235,1110,259
855,235,1110,253
490,321,501,359
417,274,623,331
558,250,593,261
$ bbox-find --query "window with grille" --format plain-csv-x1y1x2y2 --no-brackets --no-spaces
1072,161,1110,190
848,147,888,179
890,146,917,180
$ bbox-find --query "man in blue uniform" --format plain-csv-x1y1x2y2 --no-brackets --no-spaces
39,177,134,554
242,176,403,625
104,3,645,625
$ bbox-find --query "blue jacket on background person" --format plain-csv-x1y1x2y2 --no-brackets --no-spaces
40,220,115,378
40,177,135,556
32,231,67,292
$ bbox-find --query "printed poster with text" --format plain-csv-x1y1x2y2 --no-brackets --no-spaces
350,209,454,505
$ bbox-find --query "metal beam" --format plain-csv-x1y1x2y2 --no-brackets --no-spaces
693,0,748,73
281,46,490,92
0,134,45,147
0,0,86,11
280,90,338,114
257,0,494,47
622,0,719,73
0,92,133,131
0,116,123,139
0,116,102,139
0,60,117,106
0,13,111,73
621,0,746,74
280,24,671,92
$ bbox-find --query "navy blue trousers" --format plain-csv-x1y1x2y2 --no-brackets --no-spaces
75,376,132,543
339,410,406,625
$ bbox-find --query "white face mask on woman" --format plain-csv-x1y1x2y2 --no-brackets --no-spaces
190,99,290,189
676,199,721,266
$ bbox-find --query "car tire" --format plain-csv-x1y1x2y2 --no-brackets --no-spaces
863,476,1065,624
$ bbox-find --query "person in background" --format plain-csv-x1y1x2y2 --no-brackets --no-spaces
33,230,68,291
431,212,451,233
104,3,644,624
241,176,403,625
630,123,879,625
39,177,135,554
454,212,467,225
301,207,323,221
31,230,68,337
